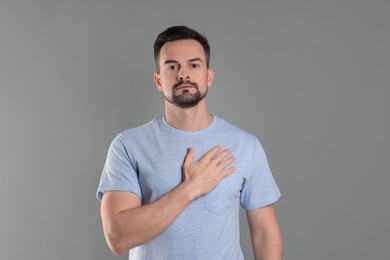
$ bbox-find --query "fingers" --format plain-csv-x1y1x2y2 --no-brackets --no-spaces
220,166,236,178
212,148,232,164
216,152,236,179
185,145,236,177
183,147,194,167
201,145,222,162
217,155,235,170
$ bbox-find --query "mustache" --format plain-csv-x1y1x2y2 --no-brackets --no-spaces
173,80,199,90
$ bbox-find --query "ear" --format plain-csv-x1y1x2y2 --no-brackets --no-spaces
154,73,163,92
207,68,214,87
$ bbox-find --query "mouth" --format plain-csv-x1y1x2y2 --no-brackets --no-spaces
176,85,194,90
173,80,198,92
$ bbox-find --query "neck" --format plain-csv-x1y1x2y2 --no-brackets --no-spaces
164,100,213,131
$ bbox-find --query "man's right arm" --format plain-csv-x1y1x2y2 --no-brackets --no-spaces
100,145,235,255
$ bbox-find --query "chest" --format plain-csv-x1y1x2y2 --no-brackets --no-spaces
135,143,251,209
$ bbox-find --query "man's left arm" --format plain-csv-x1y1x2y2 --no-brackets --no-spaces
246,204,283,260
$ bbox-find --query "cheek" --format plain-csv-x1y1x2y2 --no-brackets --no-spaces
162,73,177,84
159,78,175,92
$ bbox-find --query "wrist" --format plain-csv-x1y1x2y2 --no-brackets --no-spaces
177,181,197,202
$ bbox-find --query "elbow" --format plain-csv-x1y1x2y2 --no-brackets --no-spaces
104,230,131,256
111,247,127,256
107,240,127,256
104,229,136,256
106,235,133,256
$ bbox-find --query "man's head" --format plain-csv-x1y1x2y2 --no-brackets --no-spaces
153,26,214,109
154,26,210,73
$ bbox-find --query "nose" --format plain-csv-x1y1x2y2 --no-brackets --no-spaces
178,74,190,81
178,69,189,81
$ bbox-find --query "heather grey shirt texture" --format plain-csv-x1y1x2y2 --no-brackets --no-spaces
97,115,281,259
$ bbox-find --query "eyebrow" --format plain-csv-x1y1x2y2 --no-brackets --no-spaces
164,59,179,65
188,58,203,63
163,57,204,65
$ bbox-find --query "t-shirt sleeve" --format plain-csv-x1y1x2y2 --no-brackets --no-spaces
240,138,281,210
96,134,142,201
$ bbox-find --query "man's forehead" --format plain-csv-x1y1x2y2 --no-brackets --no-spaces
160,39,206,62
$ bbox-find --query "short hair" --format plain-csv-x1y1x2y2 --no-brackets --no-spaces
154,26,210,72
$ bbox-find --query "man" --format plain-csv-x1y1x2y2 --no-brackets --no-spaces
97,26,282,260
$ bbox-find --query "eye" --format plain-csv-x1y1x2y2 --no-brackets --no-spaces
168,65,177,70
191,63,200,69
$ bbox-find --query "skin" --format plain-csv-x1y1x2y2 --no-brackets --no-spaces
154,39,214,131
247,205,283,260
101,39,282,259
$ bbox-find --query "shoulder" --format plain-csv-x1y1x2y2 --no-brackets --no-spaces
214,116,260,145
119,116,161,140
109,116,161,149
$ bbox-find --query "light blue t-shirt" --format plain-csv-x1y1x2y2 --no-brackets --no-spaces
97,115,281,260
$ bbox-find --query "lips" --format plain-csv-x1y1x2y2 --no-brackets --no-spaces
173,80,198,91
176,85,193,90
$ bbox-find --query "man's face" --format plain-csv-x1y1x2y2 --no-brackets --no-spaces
154,39,214,108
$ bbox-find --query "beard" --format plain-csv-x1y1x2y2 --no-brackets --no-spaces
164,80,208,108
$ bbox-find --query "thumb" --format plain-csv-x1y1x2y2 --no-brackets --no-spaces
183,147,194,167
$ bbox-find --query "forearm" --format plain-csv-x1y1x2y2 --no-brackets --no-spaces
103,182,194,255
251,230,283,260
247,205,283,260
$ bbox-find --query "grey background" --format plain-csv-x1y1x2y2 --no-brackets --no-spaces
1,0,389,259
